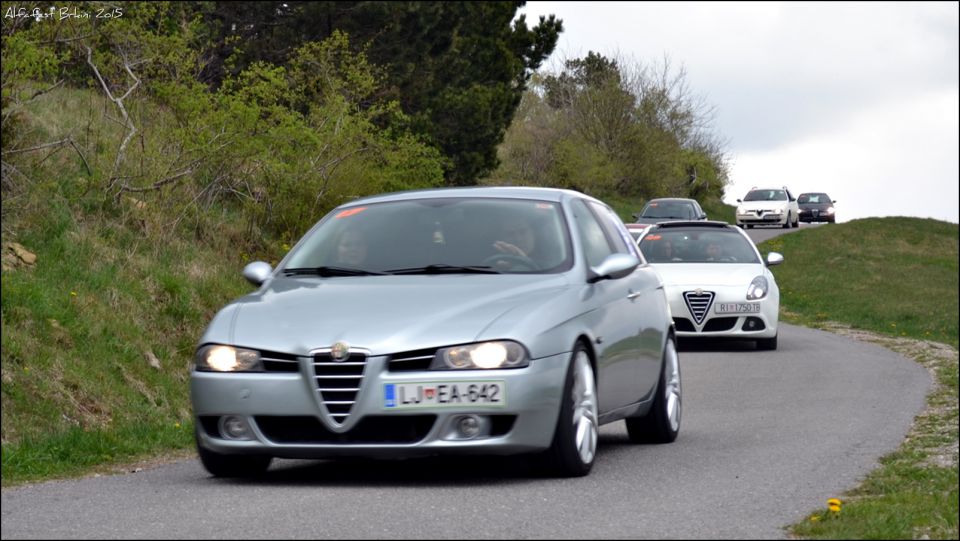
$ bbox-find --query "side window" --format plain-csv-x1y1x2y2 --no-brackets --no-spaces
571,199,615,267
588,201,639,259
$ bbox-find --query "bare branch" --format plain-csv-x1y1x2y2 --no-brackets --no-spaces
84,43,141,187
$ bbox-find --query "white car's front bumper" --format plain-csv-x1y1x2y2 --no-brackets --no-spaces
665,285,778,339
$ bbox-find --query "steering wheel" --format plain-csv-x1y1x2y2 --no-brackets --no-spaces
481,253,540,271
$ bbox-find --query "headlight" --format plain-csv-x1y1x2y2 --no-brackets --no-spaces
826,206,835,214
736,206,744,214
431,341,529,370
746,276,768,300
195,345,262,372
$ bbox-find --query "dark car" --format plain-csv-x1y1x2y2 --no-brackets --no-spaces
797,192,837,223
632,198,707,226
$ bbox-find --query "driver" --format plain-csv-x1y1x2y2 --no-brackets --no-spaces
490,215,540,271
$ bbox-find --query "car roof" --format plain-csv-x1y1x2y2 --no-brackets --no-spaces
645,197,699,204
648,220,733,230
338,186,593,207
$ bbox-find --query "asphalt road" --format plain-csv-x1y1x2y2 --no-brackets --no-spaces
1,222,931,539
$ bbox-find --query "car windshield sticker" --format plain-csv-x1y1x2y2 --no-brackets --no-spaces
335,207,367,219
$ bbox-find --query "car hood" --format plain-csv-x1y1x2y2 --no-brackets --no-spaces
202,274,572,356
650,263,764,288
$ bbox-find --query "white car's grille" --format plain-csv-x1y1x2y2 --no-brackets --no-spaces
683,291,715,325
312,353,367,425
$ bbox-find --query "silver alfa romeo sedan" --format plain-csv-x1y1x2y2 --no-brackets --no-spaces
191,187,680,478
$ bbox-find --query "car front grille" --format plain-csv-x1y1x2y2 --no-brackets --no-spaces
683,291,715,325
703,317,738,332
260,350,300,372
255,415,436,444
388,347,438,371
313,352,367,425
673,317,696,332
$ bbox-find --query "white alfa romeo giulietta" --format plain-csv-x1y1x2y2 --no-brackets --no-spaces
636,221,784,350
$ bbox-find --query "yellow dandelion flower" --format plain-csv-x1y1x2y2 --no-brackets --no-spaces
827,498,842,513
70,291,77,297
174,422,181,428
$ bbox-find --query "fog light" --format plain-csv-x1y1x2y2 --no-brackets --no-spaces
219,415,251,440
456,415,481,439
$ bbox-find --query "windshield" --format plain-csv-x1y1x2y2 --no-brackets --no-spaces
639,228,760,264
640,201,695,219
743,190,787,202
282,198,573,274
798,193,829,204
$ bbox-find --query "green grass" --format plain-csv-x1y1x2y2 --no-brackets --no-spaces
760,218,959,539
764,217,958,348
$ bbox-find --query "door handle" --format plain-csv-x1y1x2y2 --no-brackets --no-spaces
627,291,641,300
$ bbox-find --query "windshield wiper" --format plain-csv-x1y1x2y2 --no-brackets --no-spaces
283,266,388,277
386,264,501,275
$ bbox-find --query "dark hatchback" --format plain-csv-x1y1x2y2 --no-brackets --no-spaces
797,192,837,223
632,198,707,226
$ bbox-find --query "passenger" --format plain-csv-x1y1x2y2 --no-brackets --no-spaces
703,241,724,262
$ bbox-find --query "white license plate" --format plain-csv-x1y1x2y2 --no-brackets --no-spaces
383,381,506,409
716,303,761,314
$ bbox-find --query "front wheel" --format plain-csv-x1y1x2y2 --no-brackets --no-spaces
626,336,681,443
543,344,598,477
196,433,272,477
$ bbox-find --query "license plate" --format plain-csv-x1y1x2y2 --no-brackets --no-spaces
383,381,506,409
716,303,761,313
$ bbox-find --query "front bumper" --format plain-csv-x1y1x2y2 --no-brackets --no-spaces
736,211,786,226
666,287,778,339
191,352,568,459
799,209,833,222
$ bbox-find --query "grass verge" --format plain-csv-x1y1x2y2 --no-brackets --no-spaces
759,219,959,539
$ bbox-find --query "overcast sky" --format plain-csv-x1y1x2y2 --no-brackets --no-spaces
518,1,959,223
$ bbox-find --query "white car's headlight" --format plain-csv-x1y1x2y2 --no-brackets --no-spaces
736,206,744,214
747,276,769,300
195,345,263,372
432,341,529,370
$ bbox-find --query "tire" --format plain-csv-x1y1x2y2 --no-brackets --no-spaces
626,337,681,444
782,213,791,229
196,432,272,478
543,344,598,477
756,334,778,351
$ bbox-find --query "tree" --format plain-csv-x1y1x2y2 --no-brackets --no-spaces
198,1,563,185
492,52,729,202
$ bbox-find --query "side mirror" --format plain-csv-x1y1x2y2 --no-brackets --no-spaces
736,199,742,203
631,212,641,221
701,213,708,220
588,253,639,283
242,261,274,286
832,200,838,204
765,252,784,267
